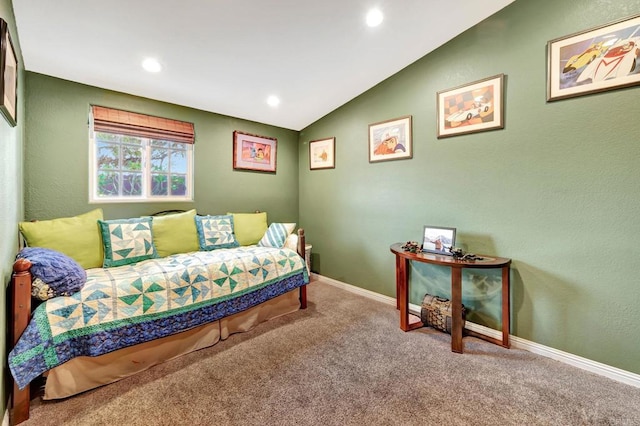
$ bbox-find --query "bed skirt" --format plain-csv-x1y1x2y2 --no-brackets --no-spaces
44,289,300,399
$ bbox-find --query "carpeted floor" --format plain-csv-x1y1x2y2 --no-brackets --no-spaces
21,278,640,425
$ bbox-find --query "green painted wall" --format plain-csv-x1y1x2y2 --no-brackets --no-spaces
0,0,23,416
24,73,300,223
8,2,640,414
299,0,640,375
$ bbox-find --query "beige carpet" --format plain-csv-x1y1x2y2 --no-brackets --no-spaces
20,278,640,425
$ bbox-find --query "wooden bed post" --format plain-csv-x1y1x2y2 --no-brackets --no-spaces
296,228,307,309
11,258,33,425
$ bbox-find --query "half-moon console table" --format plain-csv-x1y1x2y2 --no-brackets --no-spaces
390,243,512,354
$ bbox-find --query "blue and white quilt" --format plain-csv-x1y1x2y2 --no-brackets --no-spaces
9,246,309,390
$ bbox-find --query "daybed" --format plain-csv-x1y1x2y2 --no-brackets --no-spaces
8,209,309,424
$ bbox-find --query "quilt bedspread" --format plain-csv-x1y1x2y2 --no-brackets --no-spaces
9,246,309,389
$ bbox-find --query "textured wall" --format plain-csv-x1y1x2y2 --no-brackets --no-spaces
24,73,300,223
299,0,640,374
0,0,24,416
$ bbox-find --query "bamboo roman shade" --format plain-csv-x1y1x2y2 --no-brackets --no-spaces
91,106,195,144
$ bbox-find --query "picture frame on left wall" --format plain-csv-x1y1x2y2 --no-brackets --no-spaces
0,18,18,127
233,130,277,173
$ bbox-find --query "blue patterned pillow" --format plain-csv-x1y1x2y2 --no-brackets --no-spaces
257,223,296,248
16,247,87,300
195,215,240,250
98,217,158,267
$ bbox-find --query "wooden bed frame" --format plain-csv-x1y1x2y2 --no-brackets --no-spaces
10,229,307,424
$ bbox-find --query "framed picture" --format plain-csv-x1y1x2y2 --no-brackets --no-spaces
0,18,18,127
547,14,640,101
422,225,456,256
309,137,335,170
233,131,277,173
436,74,504,139
368,115,412,163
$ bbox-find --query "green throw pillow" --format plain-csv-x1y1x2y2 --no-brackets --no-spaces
195,215,240,251
19,208,105,269
152,209,200,257
98,217,158,267
228,212,268,246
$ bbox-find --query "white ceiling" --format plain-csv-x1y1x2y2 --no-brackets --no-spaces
13,0,514,131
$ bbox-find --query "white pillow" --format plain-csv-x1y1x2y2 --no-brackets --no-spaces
284,233,299,251
257,223,296,248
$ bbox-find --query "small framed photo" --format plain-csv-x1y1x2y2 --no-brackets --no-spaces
309,137,335,170
436,74,504,139
0,18,18,127
368,115,412,163
422,226,456,256
547,14,640,101
233,131,277,173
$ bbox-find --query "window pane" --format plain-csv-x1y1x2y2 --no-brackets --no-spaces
121,135,143,145
151,174,168,196
123,146,142,171
122,173,142,196
151,140,170,148
96,132,142,146
95,132,119,142
151,147,169,172
152,139,188,150
97,171,119,196
170,150,187,174
171,175,187,196
97,142,119,170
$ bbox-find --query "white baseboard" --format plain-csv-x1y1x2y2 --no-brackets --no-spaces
3,406,8,426
313,273,640,389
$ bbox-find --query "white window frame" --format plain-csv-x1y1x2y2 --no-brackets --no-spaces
88,131,194,203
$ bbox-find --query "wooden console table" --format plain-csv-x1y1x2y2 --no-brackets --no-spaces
390,243,511,353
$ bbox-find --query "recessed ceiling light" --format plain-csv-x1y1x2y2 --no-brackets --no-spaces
267,95,280,107
142,58,162,73
366,8,384,27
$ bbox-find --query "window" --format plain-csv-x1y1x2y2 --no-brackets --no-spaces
89,106,195,203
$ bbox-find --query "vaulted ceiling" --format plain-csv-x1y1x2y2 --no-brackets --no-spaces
13,1,514,130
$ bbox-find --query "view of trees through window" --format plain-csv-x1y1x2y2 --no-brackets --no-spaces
94,132,191,200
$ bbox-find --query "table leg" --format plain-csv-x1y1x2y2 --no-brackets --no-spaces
396,257,422,331
451,267,463,353
395,256,401,310
502,266,511,348
397,257,410,331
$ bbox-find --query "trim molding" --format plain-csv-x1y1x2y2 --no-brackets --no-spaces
313,273,640,389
